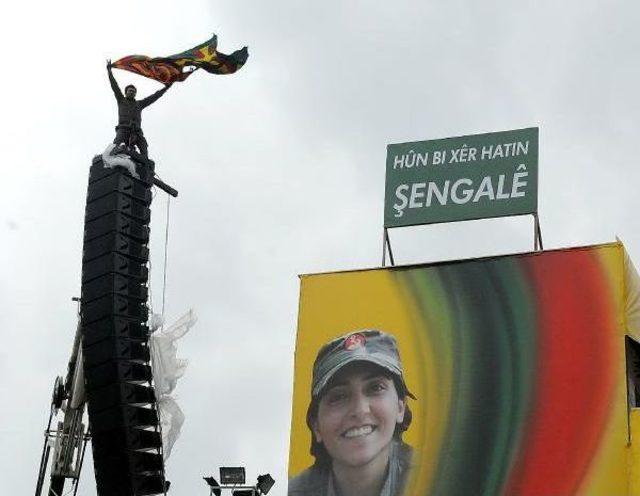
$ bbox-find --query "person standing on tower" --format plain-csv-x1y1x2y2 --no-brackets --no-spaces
107,59,172,158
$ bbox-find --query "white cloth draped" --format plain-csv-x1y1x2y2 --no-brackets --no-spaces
149,309,197,459
101,144,140,178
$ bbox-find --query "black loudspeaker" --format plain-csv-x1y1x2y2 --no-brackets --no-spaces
84,361,152,392
85,192,151,224
84,210,150,243
82,317,148,347
81,158,165,495
82,294,149,325
83,232,149,264
94,453,164,482
92,428,162,457
94,464,166,496
132,475,167,496
84,340,150,370
82,253,149,283
82,273,148,304
89,405,159,434
87,164,153,204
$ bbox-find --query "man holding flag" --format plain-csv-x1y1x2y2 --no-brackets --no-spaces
107,60,172,158
106,35,248,158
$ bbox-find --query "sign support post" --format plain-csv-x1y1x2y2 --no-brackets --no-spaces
533,213,544,251
382,228,395,267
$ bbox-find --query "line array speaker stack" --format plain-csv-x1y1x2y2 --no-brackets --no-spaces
81,156,166,495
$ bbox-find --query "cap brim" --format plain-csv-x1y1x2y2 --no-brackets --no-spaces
313,355,416,400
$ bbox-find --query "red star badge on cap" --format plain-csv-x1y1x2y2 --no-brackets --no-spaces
344,333,366,351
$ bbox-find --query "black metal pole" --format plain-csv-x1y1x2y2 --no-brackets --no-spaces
382,228,387,267
35,407,55,496
385,229,395,266
153,176,179,197
534,213,544,250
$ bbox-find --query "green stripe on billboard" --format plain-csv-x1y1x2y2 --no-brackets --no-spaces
384,127,538,228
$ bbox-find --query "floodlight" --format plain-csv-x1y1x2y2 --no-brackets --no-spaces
220,466,246,485
232,490,255,496
203,476,222,496
256,474,275,495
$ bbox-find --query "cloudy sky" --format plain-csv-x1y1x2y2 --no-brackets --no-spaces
2,0,639,494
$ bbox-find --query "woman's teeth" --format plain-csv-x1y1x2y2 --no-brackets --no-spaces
343,425,375,438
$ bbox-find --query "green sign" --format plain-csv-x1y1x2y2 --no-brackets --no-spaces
384,127,538,228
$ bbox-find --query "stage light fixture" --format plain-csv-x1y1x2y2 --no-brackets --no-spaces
256,474,275,495
232,490,255,496
220,467,246,485
203,476,222,496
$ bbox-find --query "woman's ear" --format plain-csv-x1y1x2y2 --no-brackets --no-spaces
396,399,406,424
311,418,323,443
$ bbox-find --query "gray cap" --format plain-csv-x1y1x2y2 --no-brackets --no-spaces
311,329,416,399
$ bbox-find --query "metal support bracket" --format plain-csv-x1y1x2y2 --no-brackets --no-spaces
533,213,544,251
381,228,395,267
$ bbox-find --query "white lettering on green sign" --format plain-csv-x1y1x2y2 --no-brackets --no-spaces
392,165,529,218
384,128,538,227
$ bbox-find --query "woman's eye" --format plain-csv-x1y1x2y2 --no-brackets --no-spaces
368,381,387,394
326,391,347,404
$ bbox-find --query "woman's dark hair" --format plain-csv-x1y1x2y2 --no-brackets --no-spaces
306,371,412,466
125,84,137,92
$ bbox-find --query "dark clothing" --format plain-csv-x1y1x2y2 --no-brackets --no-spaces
113,125,148,157
288,441,413,496
108,67,169,157
108,68,169,127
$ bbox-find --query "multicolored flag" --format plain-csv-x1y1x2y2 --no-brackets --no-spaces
112,35,248,84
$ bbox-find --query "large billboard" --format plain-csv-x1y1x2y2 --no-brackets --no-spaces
384,127,538,228
288,242,640,495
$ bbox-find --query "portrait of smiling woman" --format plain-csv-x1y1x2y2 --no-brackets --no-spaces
288,330,415,496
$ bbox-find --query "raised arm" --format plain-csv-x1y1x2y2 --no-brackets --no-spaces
139,83,172,109
107,61,123,102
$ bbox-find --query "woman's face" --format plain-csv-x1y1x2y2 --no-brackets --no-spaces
312,362,406,470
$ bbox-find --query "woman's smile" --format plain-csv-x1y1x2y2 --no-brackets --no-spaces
342,424,376,438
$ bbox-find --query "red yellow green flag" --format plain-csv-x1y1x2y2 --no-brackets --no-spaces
113,35,248,84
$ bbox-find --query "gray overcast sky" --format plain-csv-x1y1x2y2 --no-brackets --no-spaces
2,1,640,494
